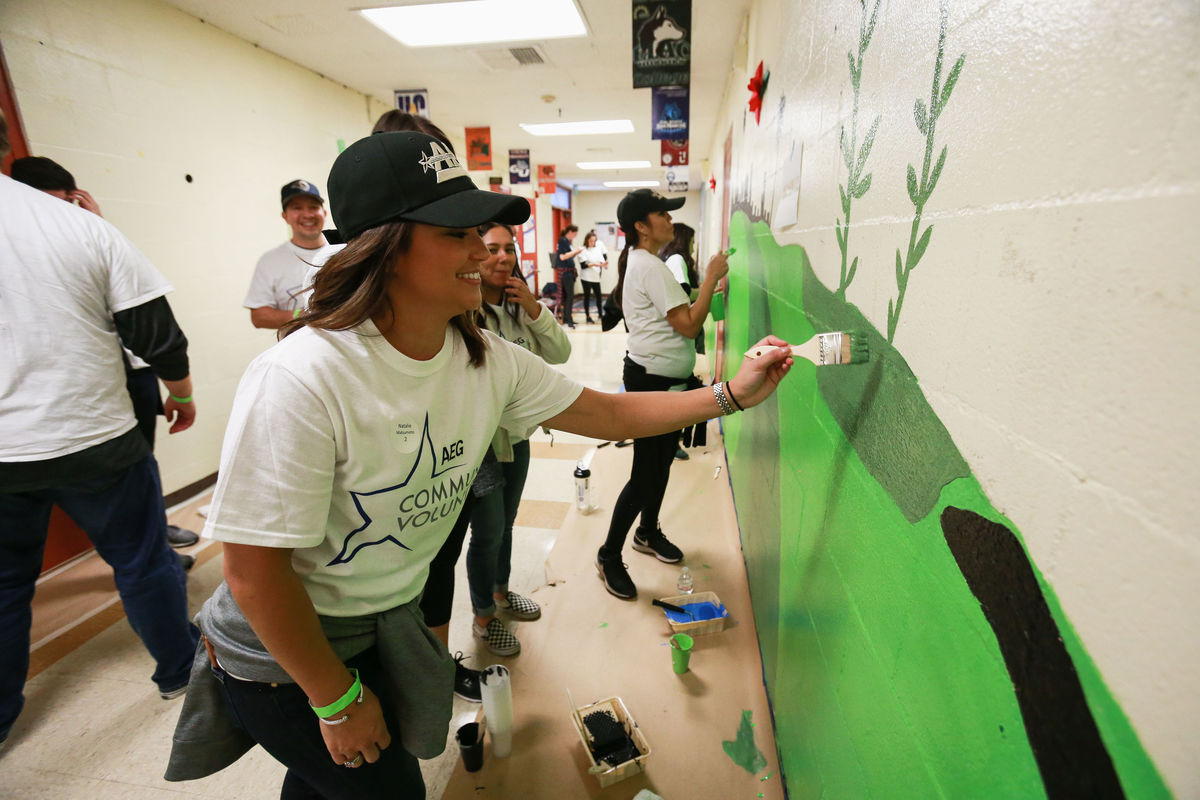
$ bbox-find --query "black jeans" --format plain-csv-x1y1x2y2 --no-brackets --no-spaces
215,647,425,800
601,357,685,555
558,271,576,325
580,280,602,320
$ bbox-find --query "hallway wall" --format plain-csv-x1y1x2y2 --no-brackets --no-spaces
700,0,1197,797
0,0,391,493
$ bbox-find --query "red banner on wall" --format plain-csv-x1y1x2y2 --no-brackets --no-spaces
537,164,556,194
661,138,689,166
465,126,492,170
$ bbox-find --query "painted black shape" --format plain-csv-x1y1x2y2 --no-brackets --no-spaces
941,507,1126,799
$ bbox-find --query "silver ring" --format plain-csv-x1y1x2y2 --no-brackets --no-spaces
343,754,363,768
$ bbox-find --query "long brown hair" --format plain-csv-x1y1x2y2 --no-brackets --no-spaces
659,222,697,287
281,221,489,366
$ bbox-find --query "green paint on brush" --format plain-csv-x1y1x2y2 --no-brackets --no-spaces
722,710,768,774
717,211,1170,799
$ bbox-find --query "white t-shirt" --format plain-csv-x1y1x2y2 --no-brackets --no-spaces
203,321,582,616
578,243,608,283
665,253,689,286
244,240,341,311
623,248,694,379
0,175,172,460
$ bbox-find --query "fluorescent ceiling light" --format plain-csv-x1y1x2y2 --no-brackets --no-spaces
520,120,634,136
361,0,586,48
577,160,652,170
604,180,661,188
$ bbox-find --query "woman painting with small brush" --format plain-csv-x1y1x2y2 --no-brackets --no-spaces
596,190,731,601
166,133,792,799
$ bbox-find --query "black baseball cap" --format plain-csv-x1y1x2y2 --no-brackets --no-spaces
280,179,324,209
617,188,686,233
328,132,530,241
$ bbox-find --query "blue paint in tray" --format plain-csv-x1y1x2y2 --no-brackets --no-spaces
664,602,729,624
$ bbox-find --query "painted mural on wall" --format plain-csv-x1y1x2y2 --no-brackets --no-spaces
709,3,1171,798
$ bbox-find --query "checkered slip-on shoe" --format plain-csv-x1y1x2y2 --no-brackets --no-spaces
496,591,541,620
472,618,521,656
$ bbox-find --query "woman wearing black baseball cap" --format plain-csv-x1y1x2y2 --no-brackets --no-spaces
595,190,735,602
167,132,793,798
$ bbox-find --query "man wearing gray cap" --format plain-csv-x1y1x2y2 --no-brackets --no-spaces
244,179,342,329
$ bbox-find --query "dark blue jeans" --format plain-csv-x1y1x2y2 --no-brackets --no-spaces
0,454,199,741
214,647,424,799
465,440,531,616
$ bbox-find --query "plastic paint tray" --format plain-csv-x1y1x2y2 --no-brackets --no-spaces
570,696,651,788
658,591,730,636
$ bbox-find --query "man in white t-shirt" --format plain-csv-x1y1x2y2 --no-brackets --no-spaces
0,111,201,748
244,179,341,329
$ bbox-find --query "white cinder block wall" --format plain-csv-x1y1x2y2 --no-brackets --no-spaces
0,0,393,493
702,0,1199,794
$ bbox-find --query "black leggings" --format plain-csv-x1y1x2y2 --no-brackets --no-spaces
580,280,602,320
601,358,684,556
558,271,576,324
418,494,476,628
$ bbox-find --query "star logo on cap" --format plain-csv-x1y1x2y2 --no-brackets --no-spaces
418,141,468,184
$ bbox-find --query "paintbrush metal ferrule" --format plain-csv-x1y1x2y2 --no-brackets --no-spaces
743,331,868,366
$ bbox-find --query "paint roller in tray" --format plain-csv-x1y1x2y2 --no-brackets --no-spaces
653,597,729,624
744,330,869,367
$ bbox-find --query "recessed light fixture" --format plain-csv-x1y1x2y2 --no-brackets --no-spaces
361,0,586,48
603,180,661,188
577,160,653,170
520,120,635,136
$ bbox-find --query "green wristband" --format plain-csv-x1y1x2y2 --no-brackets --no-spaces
311,669,361,718
293,308,302,318
168,394,193,404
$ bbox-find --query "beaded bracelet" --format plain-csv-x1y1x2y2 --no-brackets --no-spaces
310,669,362,719
712,382,735,416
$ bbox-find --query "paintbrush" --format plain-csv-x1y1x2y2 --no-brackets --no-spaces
744,331,868,366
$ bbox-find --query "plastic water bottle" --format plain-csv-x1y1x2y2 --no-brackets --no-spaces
676,566,694,594
573,464,591,513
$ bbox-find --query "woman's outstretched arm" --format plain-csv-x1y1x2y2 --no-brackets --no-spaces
542,335,793,440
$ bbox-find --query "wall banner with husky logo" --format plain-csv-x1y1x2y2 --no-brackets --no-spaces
632,0,691,88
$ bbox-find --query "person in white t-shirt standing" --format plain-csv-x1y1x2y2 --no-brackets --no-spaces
0,111,201,749
577,229,608,324
164,131,793,797
244,179,340,329
595,190,732,601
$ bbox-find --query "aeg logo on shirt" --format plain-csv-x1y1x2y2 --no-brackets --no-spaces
418,141,468,184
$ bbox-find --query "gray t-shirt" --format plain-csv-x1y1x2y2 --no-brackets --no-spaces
623,247,694,378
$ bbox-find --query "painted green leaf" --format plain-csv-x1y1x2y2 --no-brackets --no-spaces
839,184,850,215
906,164,919,205
840,128,852,170
927,145,948,197
887,296,896,329
835,219,845,250
847,52,859,87
895,248,904,285
914,98,928,134
912,225,933,266
939,53,966,116
853,172,872,199
863,0,880,51
847,255,859,284
856,115,881,172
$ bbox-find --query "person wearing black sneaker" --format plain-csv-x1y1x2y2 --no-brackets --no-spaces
595,190,732,600
166,133,792,797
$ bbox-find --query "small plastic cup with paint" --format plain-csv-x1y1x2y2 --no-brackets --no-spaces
670,633,694,674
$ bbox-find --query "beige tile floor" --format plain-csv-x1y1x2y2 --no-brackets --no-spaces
0,319,636,799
